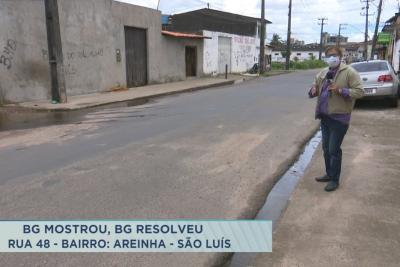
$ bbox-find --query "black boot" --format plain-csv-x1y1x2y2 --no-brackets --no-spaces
315,175,331,182
325,180,339,192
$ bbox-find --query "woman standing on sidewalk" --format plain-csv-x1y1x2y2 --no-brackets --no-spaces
309,46,364,192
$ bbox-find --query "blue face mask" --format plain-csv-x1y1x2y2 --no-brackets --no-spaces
327,56,340,68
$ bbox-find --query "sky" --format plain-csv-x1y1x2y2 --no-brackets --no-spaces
117,0,399,44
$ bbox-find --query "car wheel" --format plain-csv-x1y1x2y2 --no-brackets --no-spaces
389,97,398,108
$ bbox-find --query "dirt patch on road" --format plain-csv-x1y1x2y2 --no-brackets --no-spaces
0,123,98,149
201,131,270,174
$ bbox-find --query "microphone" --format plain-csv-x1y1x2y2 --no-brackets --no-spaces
326,72,334,96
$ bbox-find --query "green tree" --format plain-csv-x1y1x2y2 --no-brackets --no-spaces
271,33,283,46
281,51,291,58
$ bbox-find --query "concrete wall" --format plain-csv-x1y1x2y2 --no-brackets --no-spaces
0,0,203,103
113,2,203,83
203,30,260,74
59,0,121,96
0,0,50,103
393,39,400,72
161,36,204,82
111,1,163,85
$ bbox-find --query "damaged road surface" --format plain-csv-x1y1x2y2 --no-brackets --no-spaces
0,70,320,266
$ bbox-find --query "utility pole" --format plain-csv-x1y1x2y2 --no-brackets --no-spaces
371,0,383,59
44,0,67,103
259,0,266,74
337,23,347,47
157,0,161,10
285,0,292,70
361,0,373,60
318,18,327,60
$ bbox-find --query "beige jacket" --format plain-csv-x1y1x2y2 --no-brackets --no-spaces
313,63,364,114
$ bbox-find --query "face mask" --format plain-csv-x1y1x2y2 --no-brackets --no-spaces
327,56,340,68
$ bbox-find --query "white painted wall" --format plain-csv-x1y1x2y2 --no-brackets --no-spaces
265,46,273,56
271,50,322,62
292,51,319,61
271,51,285,63
203,30,260,74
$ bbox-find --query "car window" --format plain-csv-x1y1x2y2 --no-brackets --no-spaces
351,62,389,72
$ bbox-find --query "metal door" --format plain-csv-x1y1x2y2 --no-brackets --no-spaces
185,46,197,77
124,27,147,87
218,36,231,74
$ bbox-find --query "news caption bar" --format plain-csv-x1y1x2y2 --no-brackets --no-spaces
0,220,272,252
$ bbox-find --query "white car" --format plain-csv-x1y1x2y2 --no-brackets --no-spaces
351,60,399,107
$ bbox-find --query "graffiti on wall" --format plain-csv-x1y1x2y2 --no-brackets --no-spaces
41,47,104,62
233,36,255,45
65,48,104,61
204,51,213,69
0,39,17,70
41,47,104,77
233,45,254,68
232,36,257,70
64,63,77,76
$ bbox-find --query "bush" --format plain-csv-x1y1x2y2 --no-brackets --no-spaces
271,60,327,70
271,62,285,70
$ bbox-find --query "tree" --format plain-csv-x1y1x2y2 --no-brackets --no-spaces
271,33,283,46
281,51,291,58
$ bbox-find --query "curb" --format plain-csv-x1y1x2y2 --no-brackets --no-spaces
213,122,321,267
2,80,237,113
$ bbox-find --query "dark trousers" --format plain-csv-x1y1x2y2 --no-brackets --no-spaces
320,116,349,182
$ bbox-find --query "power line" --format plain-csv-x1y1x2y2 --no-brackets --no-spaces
291,7,363,14
193,0,224,10
299,0,309,11
346,24,365,34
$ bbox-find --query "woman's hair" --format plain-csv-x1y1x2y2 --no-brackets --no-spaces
324,46,343,58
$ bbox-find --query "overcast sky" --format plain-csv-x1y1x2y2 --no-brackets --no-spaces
118,0,399,44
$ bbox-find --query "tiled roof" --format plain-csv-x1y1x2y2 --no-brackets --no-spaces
161,30,210,39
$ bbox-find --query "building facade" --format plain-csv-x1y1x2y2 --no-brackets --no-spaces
322,33,349,46
0,0,205,103
382,13,400,72
165,8,271,75
271,44,322,62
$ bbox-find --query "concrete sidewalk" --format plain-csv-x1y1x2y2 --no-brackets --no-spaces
4,76,247,111
252,106,400,267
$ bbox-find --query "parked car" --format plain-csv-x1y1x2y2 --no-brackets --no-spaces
350,60,399,107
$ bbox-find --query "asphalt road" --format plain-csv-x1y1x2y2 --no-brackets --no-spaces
0,70,320,266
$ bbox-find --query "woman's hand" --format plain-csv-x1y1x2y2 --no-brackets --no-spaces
328,83,341,95
308,85,318,98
